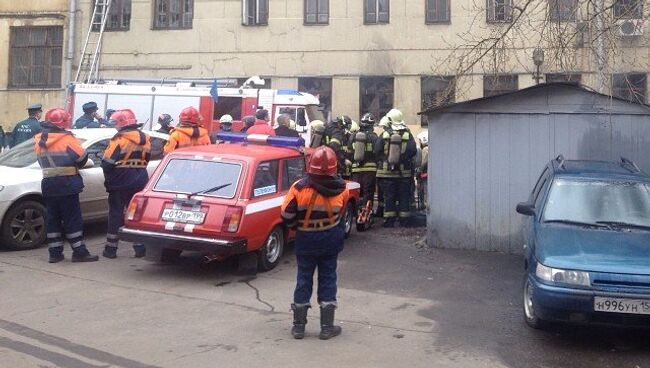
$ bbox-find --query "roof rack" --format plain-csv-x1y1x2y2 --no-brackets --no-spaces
555,154,566,169
620,157,641,173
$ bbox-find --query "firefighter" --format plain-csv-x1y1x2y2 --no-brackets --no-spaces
163,106,210,154
219,114,234,132
34,108,99,263
308,120,326,148
375,109,417,227
10,103,43,148
101,109,151,259
156,113,174,134
324,116,348,177
374,115,391,218
349,113,380,221
281,146,349,340
74,101,107,129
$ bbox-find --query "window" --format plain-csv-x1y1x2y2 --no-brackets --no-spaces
545,73,581,84
281,157,305,191
86,139,110,167
243,0,269,26
298,77,333,119
9,26,63,88
483,75,518,97
612,73,647,104
237,77,271,89
155,159,241,198
277,107,307,129
305,0,329,24
426,0,450,23
150,137,167,161
154,0,193,29
214,97,242,121
487,0,513,22
613,0,643,19
360,77,394,121
548,0,576,21
92,0,131,31
252,161,279,197
364,0,390,24
421,76,455,124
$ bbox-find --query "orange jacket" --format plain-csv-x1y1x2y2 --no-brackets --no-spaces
281,181,349,232
102,127,152,191
163,125,211,154
34,127,87,196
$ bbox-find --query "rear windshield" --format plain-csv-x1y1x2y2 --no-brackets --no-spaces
154,159,241,198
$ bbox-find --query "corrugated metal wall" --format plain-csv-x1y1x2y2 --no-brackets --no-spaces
427,111,650,253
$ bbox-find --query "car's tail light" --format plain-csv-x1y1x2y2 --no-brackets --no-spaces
222,206,242,233
126,196,147,221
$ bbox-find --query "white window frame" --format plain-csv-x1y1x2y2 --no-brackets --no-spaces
242,0,269,26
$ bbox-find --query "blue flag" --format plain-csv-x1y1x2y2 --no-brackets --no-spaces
210,79,219,103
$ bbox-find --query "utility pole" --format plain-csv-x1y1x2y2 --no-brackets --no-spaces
593,0,606,93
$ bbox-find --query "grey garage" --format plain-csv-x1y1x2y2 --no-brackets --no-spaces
423,83,650,253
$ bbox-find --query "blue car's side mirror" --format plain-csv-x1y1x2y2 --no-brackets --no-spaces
516,202,535,216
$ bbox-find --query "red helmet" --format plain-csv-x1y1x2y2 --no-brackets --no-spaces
112,109,138,129
179,106,202,125
45,108,72,129
308,146,338,177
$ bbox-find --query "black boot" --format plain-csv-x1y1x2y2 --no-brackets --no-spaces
319,304,342,340
382,217,396,228
72,245,99,262
291,304,309,339
133,244,146,258
102,246,117,259
48,247,65,263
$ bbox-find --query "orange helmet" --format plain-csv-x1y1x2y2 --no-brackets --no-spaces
179,106,202,125
45,108,72,129
112,109,138,129
308,146,338,177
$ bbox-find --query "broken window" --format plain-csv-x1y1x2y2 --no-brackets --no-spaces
426,0,450,23
298,77,332,120
305,0,329,24
483,75,518,97
243,0,269,26
421,76,456,125
92,0,131,31
154,0,193,29
487,0,513,22
612,73,646,104
359,77,394,121
364,0,390,24
9,26,63,88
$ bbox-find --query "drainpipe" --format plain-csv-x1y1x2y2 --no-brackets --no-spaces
64,0,77,102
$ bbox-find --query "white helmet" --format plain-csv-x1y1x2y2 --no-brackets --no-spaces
417,131,428,146
220,114,233,124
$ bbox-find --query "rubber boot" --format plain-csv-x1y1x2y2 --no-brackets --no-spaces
72,245,99,262
291,304,309,339
133,244,146,258
382,217,396,228
319,304,342,340
102,246,117,259
48,247,64,263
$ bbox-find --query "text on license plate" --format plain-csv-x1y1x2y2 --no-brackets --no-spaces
161,209,206,224
594,297,650,315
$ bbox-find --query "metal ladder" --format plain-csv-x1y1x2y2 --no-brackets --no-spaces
75,0,112,84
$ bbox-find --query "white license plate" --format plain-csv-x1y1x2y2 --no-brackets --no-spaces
161,209,206,225
594,297,650,315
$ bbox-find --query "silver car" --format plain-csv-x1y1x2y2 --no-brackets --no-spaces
0,129,169,250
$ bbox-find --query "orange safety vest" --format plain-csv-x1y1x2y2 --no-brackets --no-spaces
163,125,211,154
281,185,349,232
103,129,151,169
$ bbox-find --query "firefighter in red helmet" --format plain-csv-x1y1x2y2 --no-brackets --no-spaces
34,108,99,263
281,146,349,340
163,106,210,154
101,109,152,259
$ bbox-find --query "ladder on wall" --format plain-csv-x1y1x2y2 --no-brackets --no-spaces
75,0,112,84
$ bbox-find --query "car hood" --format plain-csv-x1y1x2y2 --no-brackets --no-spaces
0,165,41,187
535,224,650,275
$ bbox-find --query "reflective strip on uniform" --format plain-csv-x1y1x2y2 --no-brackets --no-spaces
399,212,411,218
48,241,64,249
66,231,83,239
384,211,397,218
47,232,62,238
70,240,84,248
107,233,119,240
42,167,79,178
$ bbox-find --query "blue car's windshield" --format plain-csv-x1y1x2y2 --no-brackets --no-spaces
543,179,650,227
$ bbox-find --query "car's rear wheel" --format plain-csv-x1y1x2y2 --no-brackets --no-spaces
1,200,46,251
343,202,353,238
258,227,284,271
523,276,546,329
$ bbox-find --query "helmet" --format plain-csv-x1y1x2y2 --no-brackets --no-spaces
45,108,72,129
220,114,233,132
386,108,404,125
417,131,428,146
112,109,138,129
158,113,173,127
289,119,296,130
308,146,338,177
360,113,375,129
334,115,352,129
179,106,202,125
349,120,360,133
378,115,390,130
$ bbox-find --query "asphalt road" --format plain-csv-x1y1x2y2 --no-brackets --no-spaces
0,223,648,368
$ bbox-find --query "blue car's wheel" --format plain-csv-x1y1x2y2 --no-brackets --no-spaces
523,276,546,329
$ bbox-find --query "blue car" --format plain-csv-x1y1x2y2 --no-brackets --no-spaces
517,155,650,328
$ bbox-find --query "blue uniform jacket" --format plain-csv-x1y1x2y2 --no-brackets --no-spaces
10,117,42,147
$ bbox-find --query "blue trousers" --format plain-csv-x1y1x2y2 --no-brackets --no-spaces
381,177,412,218
294,253,338,305
44,194,85,253
106,188,140,248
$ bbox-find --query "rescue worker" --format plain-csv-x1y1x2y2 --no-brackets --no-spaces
156,113,174,134
281,146,349,340
219,114,234,132
349,113,380,217
374,115,391,218
241,115,255,133
309,120,326,148
246,109,276,136
163,106,210,154
324,116,348,176
34,108,99,263
375,109,417,227
10,103,43,148
74,102,106,129
275,113,299,137
101,109,151,259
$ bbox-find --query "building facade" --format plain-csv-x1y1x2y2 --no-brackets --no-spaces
2,0,649,131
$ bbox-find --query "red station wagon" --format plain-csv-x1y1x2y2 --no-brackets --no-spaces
119,134,360,271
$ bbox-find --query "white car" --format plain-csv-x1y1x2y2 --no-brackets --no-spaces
0,129,169,250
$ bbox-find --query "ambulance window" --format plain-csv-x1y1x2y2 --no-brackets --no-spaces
281,157,305,191
214,97,242,121
252,160,279,197
278,107,297,122
296,107,307,126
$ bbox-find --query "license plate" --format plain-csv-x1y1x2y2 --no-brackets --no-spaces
161,209,206,224
594,297,650,315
